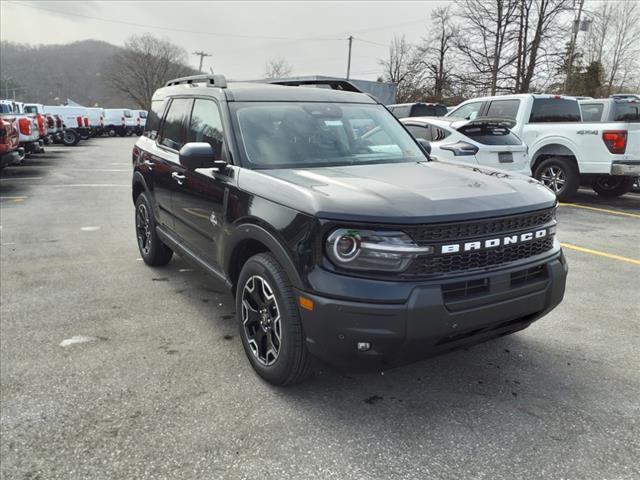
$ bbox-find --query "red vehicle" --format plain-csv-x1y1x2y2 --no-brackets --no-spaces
0,117,22,168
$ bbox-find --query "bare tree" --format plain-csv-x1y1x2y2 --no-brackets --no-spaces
603,1,640,95
512,0,570,93
379,35,424,102
264,57,293,79
455,0,520,95
417,6,458,100
102,33,195,110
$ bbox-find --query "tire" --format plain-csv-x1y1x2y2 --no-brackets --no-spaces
134,193,173,266
108,128,117,137
591,176,635,197
80,133,90,140
236,253,312,386
62,129,80,146
533,157,580,201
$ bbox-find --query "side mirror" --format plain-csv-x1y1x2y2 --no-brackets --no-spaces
416,138,432,155
178,142,226,170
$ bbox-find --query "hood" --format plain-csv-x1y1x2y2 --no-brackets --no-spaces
237,161,556,224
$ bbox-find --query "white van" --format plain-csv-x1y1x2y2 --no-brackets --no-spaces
86,107,105,135
134,110,147,135
43,105,90,145
103,108,128,136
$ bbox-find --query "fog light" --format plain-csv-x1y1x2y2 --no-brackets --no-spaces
357,342,371,352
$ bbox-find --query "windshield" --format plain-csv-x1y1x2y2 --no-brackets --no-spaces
231,102,425,169
139,111,147,118
124,110,132,118
24,105,37,114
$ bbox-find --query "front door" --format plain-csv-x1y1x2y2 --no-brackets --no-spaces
172,98,230,269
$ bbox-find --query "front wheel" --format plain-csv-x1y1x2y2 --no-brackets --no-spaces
134,193,173,266
236,253,312,386
591,176,635,197
533,157,580,201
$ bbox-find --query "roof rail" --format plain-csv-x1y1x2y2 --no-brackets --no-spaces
269,79,362,93
165,74,227,88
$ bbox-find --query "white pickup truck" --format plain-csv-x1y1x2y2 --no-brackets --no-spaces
448,94,640,199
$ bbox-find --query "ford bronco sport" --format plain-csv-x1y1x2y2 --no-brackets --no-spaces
132,75,567,385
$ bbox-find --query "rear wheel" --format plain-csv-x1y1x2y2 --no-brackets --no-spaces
534,157,580,201
135,193,173,266
62,129,80,146
591,175,635,197
236,253,312,386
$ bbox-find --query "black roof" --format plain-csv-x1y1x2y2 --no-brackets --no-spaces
153,82,377,104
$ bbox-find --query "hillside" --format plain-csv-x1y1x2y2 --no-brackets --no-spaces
0,39,134,108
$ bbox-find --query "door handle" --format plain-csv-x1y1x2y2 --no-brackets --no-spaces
171,172,186,185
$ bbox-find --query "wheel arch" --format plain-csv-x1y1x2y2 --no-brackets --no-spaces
225,223,304,295
531,142,580,174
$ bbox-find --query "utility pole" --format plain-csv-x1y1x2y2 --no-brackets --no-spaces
193,51,212,73
564,0,585,93
346,36,354,80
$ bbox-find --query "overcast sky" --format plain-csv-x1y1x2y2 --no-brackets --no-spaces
1,0,449,80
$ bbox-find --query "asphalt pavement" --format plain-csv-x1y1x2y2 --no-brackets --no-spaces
1,137,639,479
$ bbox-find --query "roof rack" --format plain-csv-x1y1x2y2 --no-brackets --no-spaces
165,74,227,88
268,79,362,93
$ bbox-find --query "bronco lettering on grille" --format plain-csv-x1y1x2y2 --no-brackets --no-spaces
440,228,548,254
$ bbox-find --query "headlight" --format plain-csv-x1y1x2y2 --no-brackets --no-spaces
326,228,433,272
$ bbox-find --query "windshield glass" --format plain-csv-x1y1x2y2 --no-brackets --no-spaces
124,110,132,118
139,111,147,118
231,102,425,169
24,105,37,114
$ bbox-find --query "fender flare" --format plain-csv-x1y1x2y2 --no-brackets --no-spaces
530,136,581,171
224,223,304,290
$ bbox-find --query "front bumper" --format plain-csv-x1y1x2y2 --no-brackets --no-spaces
297,252,567,370
611,161,640,176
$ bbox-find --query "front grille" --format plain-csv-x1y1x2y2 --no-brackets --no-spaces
404,208,555,243
404,237,554,277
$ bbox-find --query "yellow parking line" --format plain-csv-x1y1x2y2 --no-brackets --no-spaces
561,242,640,266
559,203,640,219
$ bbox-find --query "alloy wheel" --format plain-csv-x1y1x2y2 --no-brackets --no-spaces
241,275,282,366
135,203,152,255
540,166,566,194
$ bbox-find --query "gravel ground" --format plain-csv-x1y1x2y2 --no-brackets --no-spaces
1,137,639,480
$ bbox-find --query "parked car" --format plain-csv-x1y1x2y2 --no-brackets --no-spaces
579,98,639,122
132,74,567,385
447,94,640,199
0,116,22,168
401,116,531,176
1,100,42,156
24,103,53,145
123,109,136,135
388,102,448,119
42,105,89,146
86,107,105,136
103,108,128,136
134,110,147,135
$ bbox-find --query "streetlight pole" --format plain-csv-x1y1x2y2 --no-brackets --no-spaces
346,36,354,79
564,0,585,93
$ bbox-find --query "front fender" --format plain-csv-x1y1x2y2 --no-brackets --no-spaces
224,222,304,290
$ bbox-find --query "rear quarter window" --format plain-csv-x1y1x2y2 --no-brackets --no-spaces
529,98,581,122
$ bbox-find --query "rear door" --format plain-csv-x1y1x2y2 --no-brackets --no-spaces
172,98,230,268
145,97,193,230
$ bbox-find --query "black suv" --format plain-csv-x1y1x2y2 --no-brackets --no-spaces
132,75,567,385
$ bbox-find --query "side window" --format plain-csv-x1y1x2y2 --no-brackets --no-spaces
186,99,225,159
580,104,604,122
486,100,520,120
158,98,193,150
405,124,432,141
450,102,483,120
144,100,165,140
